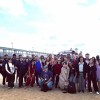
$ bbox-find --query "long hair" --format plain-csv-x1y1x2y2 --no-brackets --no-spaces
78,56,85,63
92,57,96,65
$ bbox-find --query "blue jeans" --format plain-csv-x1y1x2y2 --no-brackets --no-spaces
39,80,53,89
69,74,76,83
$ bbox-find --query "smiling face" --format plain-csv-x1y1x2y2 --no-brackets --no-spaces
57,60,61,64
89,58,93,64
85,54,90,59
8,59,12,63
63,62,68,68
20,57,23,62
79,57,84,63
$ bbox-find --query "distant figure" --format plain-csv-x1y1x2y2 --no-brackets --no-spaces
5,58,15,88
87,58,99,95
2,54,8,85
76,56,87,93
12,54,17,82
54,59,62,88
39,65,53,92
69,62,77,83
17,57,26,88
59,61,70,91
26,60,35,87
96,59,100,91
24,58,30,82
35,56,42,86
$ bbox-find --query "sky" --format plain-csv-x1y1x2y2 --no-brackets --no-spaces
0,0,100,56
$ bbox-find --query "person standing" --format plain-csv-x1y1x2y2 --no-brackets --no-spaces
85,53,90,89
69,62,77,83
12,54,17,82
5,58,15,88
26,60,35,87
76,56,87,93
24,58,30,82
35,56,42,86
59,61,70,91
87,58,99,95
85,53,90,65
2,54,8,85
54,59,62,88
96,59,100,91
17,57,26,88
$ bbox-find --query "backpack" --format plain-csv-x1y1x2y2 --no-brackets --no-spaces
68,82,76,94
41,82,49,92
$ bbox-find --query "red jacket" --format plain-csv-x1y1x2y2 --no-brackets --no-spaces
54,64,62,75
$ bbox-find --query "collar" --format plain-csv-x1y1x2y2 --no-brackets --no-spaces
79,62,84,65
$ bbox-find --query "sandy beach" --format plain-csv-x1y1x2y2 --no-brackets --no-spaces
0,75,100,100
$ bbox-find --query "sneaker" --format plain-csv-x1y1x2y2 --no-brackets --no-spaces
96,92,100,95
82,90,84,93
8,87,11,89
89,92,92,94
78,90,81,92
62,91,67,93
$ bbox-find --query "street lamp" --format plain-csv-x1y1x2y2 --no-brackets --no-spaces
45,49,46,53
11,42,13,55
11,42,13,49
32,47,34,51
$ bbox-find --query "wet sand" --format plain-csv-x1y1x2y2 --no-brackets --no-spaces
0,75,100,100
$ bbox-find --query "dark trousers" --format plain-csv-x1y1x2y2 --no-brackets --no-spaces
2,71,7,85
88,75,99,92
7,73,15,88
35,71,41,85
19,74,24,87
55,75,59,87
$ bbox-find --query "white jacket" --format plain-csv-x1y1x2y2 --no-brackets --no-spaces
5,63,15,74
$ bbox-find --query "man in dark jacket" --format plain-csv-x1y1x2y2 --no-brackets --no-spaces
2,54,8,85
17,57,26,88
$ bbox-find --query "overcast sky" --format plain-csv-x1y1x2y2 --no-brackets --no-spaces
0,0,100,56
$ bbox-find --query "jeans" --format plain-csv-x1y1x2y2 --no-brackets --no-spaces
55,75,59,87
88,74,99,92
7,73,15,88
39,80,53,89
35,71,41,85
69,74,76,83
19,74,24,87
78,73,85,91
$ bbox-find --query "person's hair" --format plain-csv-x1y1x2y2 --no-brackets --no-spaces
8,58,12,61
85,53,89,55
4,54,8,57
89,58,94,65
72,51,75,54
63,61,67,65
78,56,85,62
96,55,99,61
13,54,16,57
92,57,96,64
30,60,35,66
40,55,44,59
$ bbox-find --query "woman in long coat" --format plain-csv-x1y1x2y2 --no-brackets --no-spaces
59,61,70,90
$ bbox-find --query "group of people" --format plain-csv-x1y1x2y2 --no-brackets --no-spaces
0,51,100,95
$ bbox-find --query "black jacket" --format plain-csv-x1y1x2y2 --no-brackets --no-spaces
87,64,97,78
76,62,87,79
